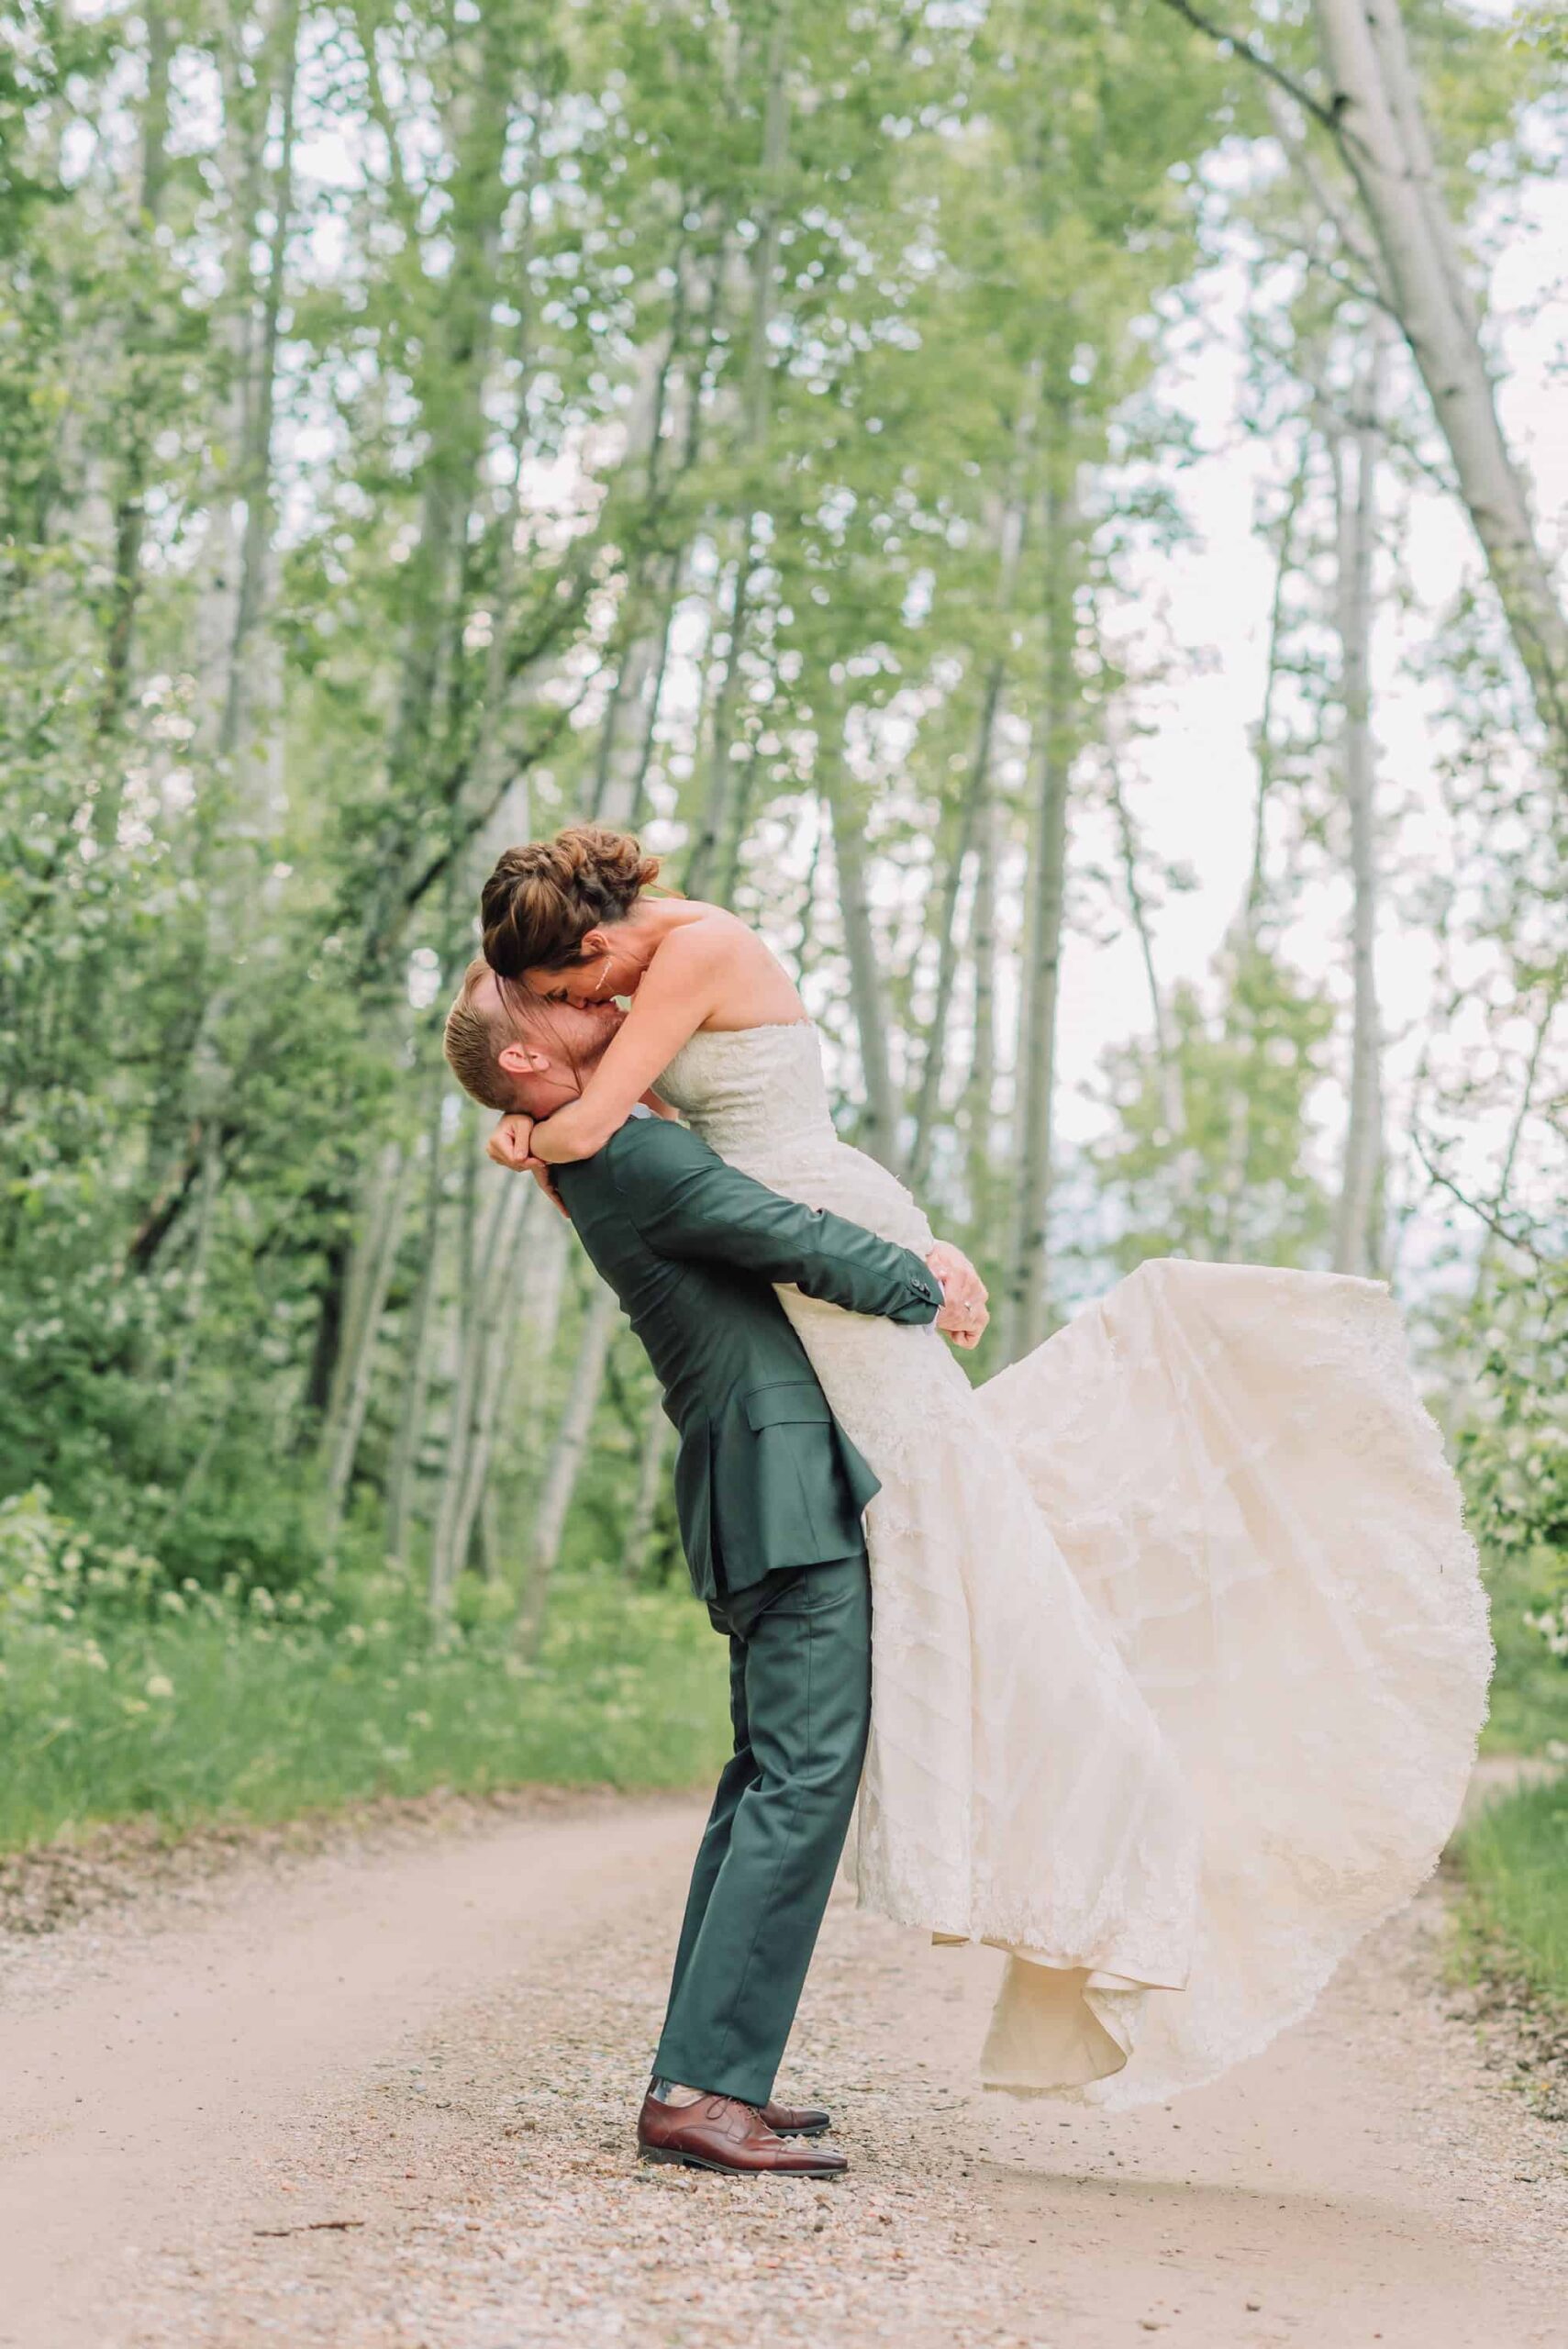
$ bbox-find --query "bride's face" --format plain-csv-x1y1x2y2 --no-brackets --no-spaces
524,926,644,1010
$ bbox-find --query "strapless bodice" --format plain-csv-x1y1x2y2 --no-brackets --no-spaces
656,1022,840,1157
654,1019,936,1259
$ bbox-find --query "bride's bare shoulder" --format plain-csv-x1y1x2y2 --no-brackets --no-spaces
653,903,803,1018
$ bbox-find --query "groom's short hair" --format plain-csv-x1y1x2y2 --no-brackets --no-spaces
443,957,528,1113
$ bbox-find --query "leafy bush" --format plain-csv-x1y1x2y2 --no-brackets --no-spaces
1454,1261,1568,1689
0,1490,729,1853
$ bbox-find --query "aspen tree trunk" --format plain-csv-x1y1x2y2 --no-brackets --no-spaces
133,0,303,1280
1106,758,1184,1143
907,384,1037,1188
590,628,661,824
217,0,300,780
514,1278,620,1655
355,37,526,974
607,596,679,831
965,788,1002,1239
588,221,723,834
520,1206,573,1358
685,16,791,896
1330,324,1389,1276
1263,84,1393,307
741,0,793,438
440,1184,537,1601
93,1,172,790
825,758,900,1169
623,1402,673,1583
385,1078,447,1573
385,56,513,801
684,556,751,895
1216,445,1311,1261
591,529,690,829
1244,442,1311,924
443,1203,573,1612
906,672,1002,1193
1003,459,1079,1361
322,1141,411,1544
428,1176,533,1618
1309,0,1568,759
188,13,273,774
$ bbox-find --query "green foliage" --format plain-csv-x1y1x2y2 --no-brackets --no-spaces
1454,1260,1568,1688
0,1491,728,1853
1458,1772,1568,2012
1455,1261,1568,1562
1481,1542,1568,1756
1091,947,1336,1274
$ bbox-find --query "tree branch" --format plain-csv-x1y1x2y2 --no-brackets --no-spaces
1412,1135,1550,1266
1154,0,1345,137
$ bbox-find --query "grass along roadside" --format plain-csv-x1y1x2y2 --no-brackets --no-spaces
1456,1768,1568,2011
0,1564,731,1858
1478,1546,1565,1757
1451,1767,1568,2121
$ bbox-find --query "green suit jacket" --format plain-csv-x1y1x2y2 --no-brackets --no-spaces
555,1112,941,1601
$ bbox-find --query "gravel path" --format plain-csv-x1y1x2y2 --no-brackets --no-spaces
1,1787,1563,2349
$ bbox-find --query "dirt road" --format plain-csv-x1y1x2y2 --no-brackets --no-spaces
1,1787,1562,2349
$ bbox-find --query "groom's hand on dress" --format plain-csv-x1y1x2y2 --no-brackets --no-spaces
927,1241,988,1349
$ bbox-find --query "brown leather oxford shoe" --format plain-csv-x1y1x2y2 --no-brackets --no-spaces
760,2098,831,2138
637,2092,848,2177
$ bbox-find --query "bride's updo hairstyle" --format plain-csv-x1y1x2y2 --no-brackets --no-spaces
481,822,662,979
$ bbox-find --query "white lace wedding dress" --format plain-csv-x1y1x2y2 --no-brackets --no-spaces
655,1021,1492,2109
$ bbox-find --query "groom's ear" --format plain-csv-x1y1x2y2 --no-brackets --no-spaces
497,1041,552,1078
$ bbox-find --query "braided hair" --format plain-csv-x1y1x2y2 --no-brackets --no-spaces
481,823,662,980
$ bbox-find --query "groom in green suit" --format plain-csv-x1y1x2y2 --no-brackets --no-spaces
444,963,978,2177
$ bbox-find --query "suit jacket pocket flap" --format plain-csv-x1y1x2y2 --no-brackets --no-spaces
744,1381,832,1431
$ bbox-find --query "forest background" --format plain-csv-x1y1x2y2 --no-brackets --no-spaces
0,0,1563,1990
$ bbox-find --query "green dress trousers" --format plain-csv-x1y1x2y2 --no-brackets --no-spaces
652,1550,872,2107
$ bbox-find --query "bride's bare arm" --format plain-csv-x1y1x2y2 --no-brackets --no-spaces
524,927,731,1163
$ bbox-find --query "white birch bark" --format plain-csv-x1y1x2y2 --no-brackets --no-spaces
439,1182,537,1597
1309,0,1568,757
623,1401,673,1584
322,1140,412,1542
965,786,1002,1239
1329,323,1390,1276
92,0,173,792
514,1279,621,1655
685,18,792,896
906,702,993,1193
826,766,900,1169
385,1079,448,1573
1003,462,1080,1361
906,453,1032,1190
1106,754,1184,1144
217,0,300,810
428,1174,534,1617
171,0,302,1190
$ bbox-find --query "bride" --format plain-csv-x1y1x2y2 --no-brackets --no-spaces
481,820,1490,2108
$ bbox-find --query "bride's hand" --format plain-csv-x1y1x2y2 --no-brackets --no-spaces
487,1112,571,1219
487,1113,536,1172
928,1240,988,1349
936,1297,988,1349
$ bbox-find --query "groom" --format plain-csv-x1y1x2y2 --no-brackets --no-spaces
443,962,984,2176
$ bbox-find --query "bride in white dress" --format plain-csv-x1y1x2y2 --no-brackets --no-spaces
482,825,1491,2108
